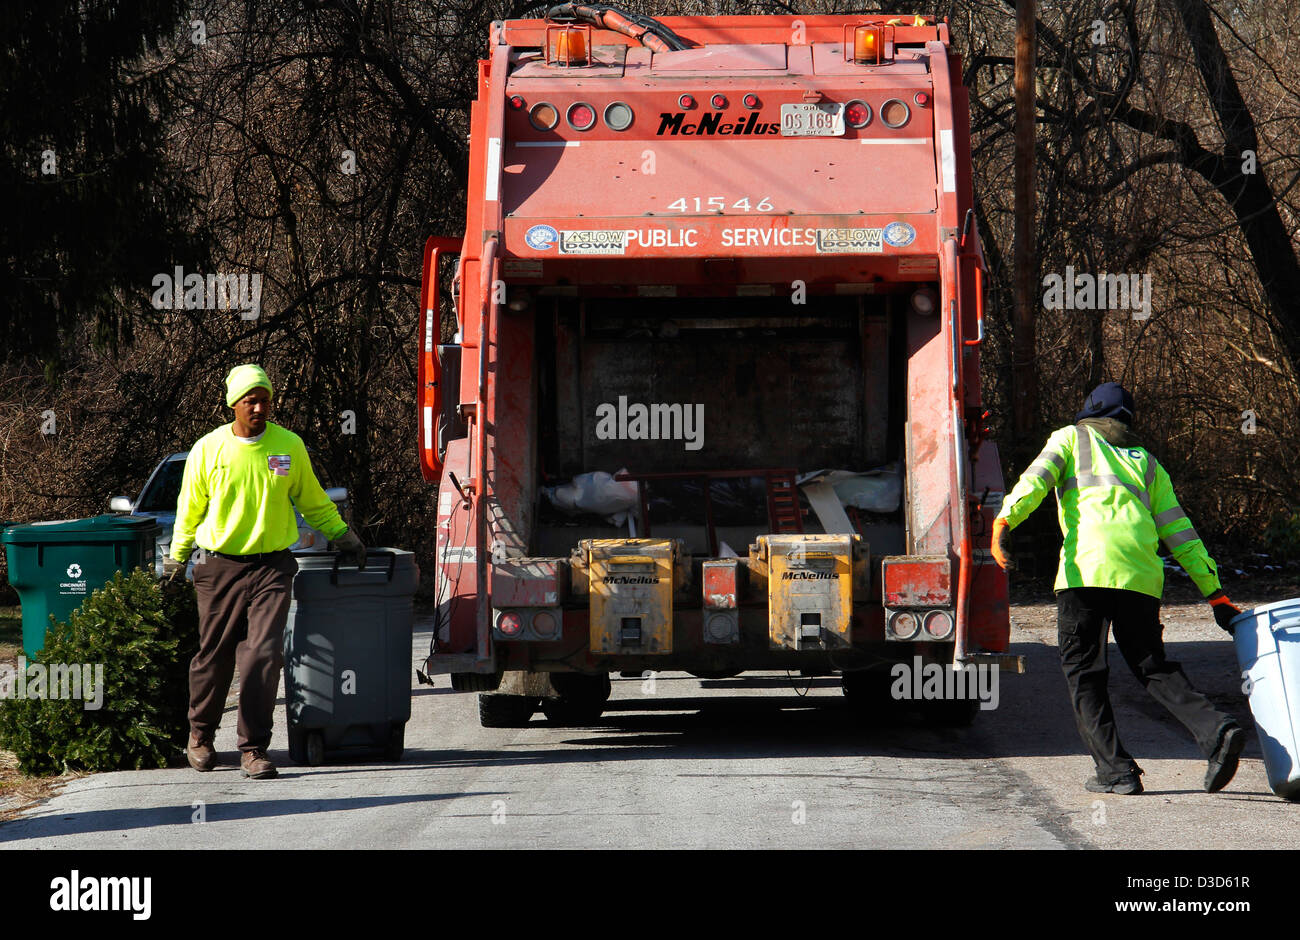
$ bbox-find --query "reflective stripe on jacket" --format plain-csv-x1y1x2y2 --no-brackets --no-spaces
996,423,1221,599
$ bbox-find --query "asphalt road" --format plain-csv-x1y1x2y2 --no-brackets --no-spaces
1,603,1296,849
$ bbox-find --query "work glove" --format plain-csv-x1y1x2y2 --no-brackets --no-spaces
1207,591,1242,635
335,528,367,570
991,517,1015,571
162,555,186,582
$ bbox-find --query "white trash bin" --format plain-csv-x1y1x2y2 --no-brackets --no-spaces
1232,598,1300,800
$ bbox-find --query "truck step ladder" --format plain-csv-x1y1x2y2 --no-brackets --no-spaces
765,470,804,533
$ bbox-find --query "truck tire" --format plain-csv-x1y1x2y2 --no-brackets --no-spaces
841,670,904,724
917,697,980,727
478,693,540,728
542,673,611,727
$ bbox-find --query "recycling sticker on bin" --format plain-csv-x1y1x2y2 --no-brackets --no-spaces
60,562,87,597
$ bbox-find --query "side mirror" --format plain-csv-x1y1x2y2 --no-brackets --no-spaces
325,487,348,503
109,496,134,512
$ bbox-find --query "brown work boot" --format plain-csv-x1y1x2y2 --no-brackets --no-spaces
186,733,216,772
240,747,278,779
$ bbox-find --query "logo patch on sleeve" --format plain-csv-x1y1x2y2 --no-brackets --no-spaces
268,455,291,476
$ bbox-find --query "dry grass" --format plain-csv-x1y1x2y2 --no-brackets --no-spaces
0,750,79,823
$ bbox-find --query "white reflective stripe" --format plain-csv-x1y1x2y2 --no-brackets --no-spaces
1075,425,1093,475
1143,459,1155,492
423,405,433,450
1036,448,1065,472
1163,526,1201,549
515,141,580,148
860,138,931,145
939,129,956,192
425,311,435,353
1025,463,1057,484
485,137,502,201
1069,425,1150,508
1154,506,1187,528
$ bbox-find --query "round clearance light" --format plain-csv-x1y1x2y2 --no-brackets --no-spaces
567,102,597,131
707,614,733,641
910,287,938,315
742,93,760,110
529,102,559,131
604,101,634,131
881,98,911,128
532,610,558,638
710,93,728,109
679,93,697,109
508,94,526,110
497,611,524,637
914,91,931,107
923,610,954,640
845,99,872,128
890,610,920,640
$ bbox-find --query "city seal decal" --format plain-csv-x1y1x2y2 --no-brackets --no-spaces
883,221,916,248
524,224,558,251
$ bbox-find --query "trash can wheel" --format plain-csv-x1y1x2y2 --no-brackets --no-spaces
306,731,326,766
288,729,306,765
384,723,405,761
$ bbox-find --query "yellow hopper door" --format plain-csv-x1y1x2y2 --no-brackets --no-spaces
758,534,860,651
583,539,677,654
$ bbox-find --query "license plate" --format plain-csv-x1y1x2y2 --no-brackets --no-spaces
780,103,845,137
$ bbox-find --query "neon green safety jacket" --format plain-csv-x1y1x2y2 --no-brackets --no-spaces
996,421,1221,599
171,422,348,561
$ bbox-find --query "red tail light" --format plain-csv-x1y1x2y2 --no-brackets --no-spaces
710,93,727,109
498,611,524,636
845,99,871,128
567,102,596,131
678,93,696,109
742,93,759,109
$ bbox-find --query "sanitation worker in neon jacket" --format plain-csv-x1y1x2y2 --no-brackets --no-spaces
992,382,1245,795
164,365,366,779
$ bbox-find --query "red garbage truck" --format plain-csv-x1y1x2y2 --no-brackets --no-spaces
417,6,1017,727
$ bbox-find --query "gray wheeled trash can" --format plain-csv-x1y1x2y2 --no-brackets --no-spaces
284,549,419,765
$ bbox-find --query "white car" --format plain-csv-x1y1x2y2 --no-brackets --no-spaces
109,452,350,575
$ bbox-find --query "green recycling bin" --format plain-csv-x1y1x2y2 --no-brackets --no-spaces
3,514,161,657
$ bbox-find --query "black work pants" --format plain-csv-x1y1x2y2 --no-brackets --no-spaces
1056,587,1230,780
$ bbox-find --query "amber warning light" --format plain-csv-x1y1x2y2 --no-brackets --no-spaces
547,25,592,66
853,26,883,64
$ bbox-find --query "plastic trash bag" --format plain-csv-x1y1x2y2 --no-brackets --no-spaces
796,464,903,514
543,469,640,526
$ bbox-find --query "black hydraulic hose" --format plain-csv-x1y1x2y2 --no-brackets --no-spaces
544,2,692,50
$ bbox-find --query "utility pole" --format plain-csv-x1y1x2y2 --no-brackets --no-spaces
1013,0,1038,438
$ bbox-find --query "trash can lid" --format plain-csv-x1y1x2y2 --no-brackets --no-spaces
2,513,162,544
